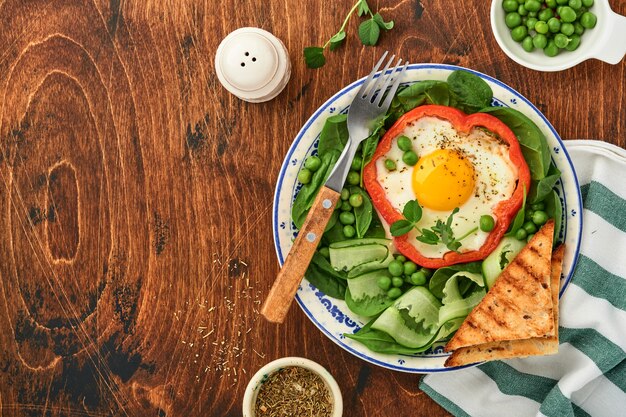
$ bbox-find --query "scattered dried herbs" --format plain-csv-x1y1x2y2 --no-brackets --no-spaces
254,366,333,417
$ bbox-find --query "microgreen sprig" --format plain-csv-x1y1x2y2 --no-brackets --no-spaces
304,0,394,69
390,200,478,253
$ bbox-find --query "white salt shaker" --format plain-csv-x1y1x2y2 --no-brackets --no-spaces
215,27,291,103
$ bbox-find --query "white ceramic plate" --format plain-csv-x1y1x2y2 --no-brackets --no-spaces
272,64,583,373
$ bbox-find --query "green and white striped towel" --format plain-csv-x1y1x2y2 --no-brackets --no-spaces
420,140,626,417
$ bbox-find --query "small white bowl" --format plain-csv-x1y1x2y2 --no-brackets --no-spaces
491,0,626,71
242,357,343,417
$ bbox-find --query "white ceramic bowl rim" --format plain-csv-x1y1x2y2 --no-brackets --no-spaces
242,357,343,417
272,63,583,373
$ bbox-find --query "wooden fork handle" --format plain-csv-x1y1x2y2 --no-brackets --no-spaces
261,186,341,323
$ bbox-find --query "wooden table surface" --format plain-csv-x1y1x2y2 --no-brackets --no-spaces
0,0,624,416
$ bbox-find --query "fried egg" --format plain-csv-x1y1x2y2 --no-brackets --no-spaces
375,116,519,258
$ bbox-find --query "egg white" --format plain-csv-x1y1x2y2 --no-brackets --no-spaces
375,116,518,258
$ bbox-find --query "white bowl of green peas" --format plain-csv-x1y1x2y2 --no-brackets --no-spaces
491,0,626,71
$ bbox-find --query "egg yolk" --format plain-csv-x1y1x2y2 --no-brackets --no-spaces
412,149,476,211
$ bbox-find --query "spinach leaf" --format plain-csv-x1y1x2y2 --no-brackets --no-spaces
292,152,340,229
396,80,443,111
318,114,349,157
304,253,347,299
351,186,373,238
505,185,527,237
364,210,386,238
424,82,450,106
544,189,563,244
428,262,483,299
480,107,551,180
345,288,393,317
323,219,349,245
312,251,347,280
447,70,493,114
528,162,561,204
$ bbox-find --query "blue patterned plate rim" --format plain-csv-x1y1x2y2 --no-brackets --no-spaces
272,63,583,373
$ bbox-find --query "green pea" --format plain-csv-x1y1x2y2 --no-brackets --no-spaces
403,261,418,276
403,151,418,166
305,156,321,172
522,36,534,52
574,22,585,35
526,17,538,30
532,210,549,225
568,0,582,9
384,159,397,171
515,227,528,240
535,20,549,34
506,12,523,28
388,260,404,277
343,225,356,238
319,247,330,259
377,276,391,290
347,170,360,185
391,277,404,288
340,188,350,201
410,271,427,286
511,25,528,42
546,0,557,7
527,233,535,242
298,168,312,184
503,0,519,12
397,135,412,151
538,8,554,22
524,0,541,12
516,0,525,3
479,215,496,232
341,201,352,211
556,5,564,15
560,6,577,22
523,221,538,234
548,17,561,33
554,33,569,48
565,34,581,50
561,22,575,36
530,202,545,211
350,155,363,171
525,210,534,221
582,0,593,7
387,287,402,299
580,11,597,28
349,193,363,208
420,267,433,279
339,211,355,225
556,0,568,3
544,39,560,56
518,5,528,16
533,33,548,49
335,198,342,210
395,255,407,263
529,11,538,17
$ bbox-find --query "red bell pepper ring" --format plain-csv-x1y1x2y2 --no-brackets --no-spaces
363,105,531,269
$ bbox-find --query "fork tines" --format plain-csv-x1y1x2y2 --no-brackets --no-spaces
358,52,409,108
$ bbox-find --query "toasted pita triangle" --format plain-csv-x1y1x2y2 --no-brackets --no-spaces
444,244,564,367
445,220,556,352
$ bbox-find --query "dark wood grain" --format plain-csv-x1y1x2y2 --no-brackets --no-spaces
0,0,623,416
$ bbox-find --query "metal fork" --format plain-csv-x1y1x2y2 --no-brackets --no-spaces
261,52,408,323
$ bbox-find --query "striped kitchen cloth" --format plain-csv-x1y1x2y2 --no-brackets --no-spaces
420,140,626,417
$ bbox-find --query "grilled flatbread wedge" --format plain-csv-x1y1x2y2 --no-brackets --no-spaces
445,220,556,353
444,244,564,367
